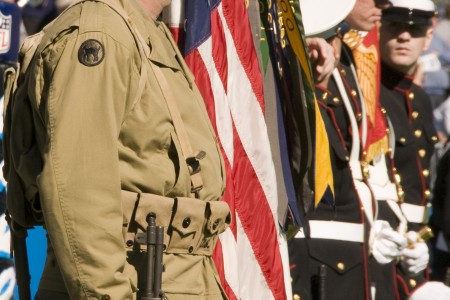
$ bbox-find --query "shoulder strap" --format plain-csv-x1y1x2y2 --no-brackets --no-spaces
81,0,204,196
148,62,204,196
332,68,375,225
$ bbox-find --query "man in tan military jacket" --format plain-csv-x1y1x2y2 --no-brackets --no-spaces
6,0,231,299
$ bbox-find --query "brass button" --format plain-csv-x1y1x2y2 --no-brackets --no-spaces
332,97,340,104
395,174,401,183
408,92,414,100
356,113,362,121
293,294,301,300
337,262,345,270
425,190,431,198
418,149,426,158
351,89,357,97
409,279,417,288
414,130,422,138
423,169,430,177
340,68,346,76
412,111,419,119
400,137,406,143
381,108,387,114
386,128,390,133
345,155,350,161
432,136,438,142
361,161,370,179
182,217,191,228
398,189,405,201
322,92,328,100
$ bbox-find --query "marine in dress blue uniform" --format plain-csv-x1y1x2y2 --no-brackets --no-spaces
288,1,373,299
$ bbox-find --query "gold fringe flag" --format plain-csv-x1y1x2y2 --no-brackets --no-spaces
276,0,334,207
343,28,388,163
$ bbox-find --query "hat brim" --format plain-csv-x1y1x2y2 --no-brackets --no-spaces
382,7,434,26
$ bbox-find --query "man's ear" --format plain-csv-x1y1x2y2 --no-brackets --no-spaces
423,27,434,51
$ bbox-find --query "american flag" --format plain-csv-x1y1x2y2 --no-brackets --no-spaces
164,0,292,299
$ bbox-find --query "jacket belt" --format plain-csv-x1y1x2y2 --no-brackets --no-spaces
400,203,429,224
121,190,231,256
294,220,365,243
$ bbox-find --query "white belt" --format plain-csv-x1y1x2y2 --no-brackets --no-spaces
295,220,365,243
367,155,399,202
353,179,374,225
369,182,398,201
333,69,375,226
401,203,430,224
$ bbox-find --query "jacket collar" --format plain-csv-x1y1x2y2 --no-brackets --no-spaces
381,62,414,92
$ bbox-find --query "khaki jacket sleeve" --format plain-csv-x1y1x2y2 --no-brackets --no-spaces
32,28,140,299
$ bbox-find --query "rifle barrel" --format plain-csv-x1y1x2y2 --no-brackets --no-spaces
12,233,31,300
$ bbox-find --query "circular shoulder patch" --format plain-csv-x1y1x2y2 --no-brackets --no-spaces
78,39,105,67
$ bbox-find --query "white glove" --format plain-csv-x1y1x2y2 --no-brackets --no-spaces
409,281,450,300
0,266,15,300
400,231,429,275
370,220,407,264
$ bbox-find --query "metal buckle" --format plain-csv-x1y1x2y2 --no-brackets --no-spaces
186,150,206,175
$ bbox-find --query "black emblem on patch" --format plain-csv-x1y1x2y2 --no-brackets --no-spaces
78,39,105,67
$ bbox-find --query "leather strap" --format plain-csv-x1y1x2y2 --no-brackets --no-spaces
148,63,204,196
332,68,375,225
72,0,204,196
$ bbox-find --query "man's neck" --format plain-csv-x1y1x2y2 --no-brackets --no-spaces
383,61,416,76
138,0,164,21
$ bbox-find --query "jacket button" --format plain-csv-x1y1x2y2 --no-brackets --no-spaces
414,130,422,138
188,246,194,253
337,262,345,271
182,217,191,228
409,279,417,288
126,240,133,247
101,295,111,300
418,149,426,158
293,294,301,300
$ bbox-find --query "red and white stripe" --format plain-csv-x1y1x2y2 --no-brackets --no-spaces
162,0,185,45
165,1,291,299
